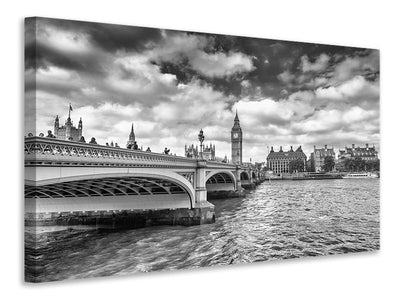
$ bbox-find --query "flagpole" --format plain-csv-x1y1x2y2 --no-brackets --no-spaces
68,103,71,119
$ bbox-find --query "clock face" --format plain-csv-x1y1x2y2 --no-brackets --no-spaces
233,132,239,139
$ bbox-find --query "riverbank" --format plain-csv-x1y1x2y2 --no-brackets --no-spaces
267,173,343,181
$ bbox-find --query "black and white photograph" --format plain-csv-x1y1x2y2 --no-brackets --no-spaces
25,17,380,283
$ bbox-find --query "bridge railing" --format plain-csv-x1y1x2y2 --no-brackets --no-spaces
24,137,237,169
25,137,198,167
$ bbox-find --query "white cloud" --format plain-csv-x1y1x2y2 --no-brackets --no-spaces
300,53,330,73
235,96,315,129
277,70,295,84
152,80,232,125
305,76,329,88
191,51,255,77
107,54,178,100
330,50,379,84
315,75,379,102
37,23,93,54
149,33,255,78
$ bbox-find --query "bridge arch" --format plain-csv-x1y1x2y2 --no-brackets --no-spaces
240,171,250,181
25,169,196,212
205,170,236,192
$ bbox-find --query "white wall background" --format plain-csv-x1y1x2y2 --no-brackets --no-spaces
1,0,399,299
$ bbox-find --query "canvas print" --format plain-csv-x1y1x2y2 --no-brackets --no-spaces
24,17,380,283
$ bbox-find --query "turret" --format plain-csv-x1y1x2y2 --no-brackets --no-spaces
54,115,59,136
129,123,135,141
78,117,83,138
65,118,72,140
127,123,136,148
65,104,73,140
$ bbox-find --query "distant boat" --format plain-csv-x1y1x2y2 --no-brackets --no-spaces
343,172,379,179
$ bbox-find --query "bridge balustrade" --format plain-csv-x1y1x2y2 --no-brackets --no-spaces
24,137,239,170
25,137,198,168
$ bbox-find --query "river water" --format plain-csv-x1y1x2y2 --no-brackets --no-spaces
25,179,380,282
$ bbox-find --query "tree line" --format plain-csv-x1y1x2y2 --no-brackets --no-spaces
288,156,380,173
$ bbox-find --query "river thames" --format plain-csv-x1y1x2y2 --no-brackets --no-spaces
25,178,380,282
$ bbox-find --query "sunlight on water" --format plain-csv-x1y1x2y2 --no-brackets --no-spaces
25,179,380,282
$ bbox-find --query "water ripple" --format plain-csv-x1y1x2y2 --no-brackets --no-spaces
25,179,379,282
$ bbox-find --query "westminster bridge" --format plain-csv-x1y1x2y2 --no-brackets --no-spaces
25,137,265,228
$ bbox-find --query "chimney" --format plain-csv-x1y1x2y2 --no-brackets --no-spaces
325,145,327,149
280,146,283,152
366,143,369,149
270,146,274,152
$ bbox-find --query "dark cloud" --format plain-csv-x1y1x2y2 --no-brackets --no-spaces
37,17,164,52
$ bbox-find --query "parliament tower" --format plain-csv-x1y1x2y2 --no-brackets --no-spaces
53,105,82,141
231,110,242,164
126,123,136,148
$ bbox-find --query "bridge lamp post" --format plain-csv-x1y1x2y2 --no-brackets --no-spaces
198,129,205,159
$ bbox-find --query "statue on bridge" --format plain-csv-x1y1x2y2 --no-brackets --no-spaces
46,130,56,138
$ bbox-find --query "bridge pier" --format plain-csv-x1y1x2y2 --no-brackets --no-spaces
234,167,243,192
191,159,216,223
194,160,208,206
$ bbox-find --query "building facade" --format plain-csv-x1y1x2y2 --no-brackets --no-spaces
338,144,379,162
54,110,82,141
267,146,307,174
185,143,216,160
311,145,336,172
231,111,243,165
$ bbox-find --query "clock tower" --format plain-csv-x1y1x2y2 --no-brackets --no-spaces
231,110,242,164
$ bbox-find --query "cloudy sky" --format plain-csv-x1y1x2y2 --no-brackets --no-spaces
25,17,380,162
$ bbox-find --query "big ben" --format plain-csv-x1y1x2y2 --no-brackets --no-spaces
231,110,242,164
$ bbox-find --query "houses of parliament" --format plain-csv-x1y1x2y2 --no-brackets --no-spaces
50,106,245,165
53,106,82,141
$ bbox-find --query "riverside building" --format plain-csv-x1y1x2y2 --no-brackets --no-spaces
338,144,379,162
267,146,307,174
311,145,336,172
